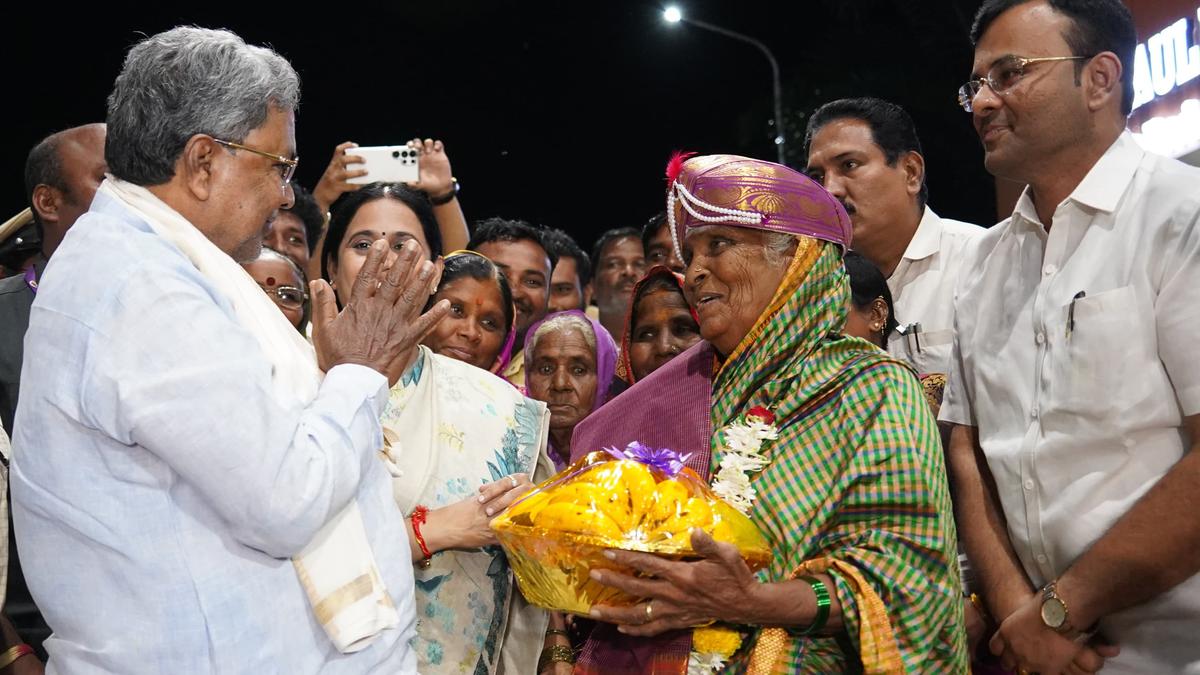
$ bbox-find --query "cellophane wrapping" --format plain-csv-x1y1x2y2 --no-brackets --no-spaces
491,446,772,616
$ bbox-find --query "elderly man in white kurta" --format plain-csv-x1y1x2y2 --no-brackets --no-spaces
10,27,448,674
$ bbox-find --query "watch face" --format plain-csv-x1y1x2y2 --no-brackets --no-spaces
1041,598,1067,628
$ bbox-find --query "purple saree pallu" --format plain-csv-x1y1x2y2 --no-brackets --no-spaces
569,340,718,674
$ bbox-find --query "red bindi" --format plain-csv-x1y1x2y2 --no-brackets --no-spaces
265,276,276,286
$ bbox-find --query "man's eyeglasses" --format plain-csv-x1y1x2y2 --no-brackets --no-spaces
212,138,298,193
957,55,1092,112
258,284,308,310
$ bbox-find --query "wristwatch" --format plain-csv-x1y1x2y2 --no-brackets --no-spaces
429,178,459,206
1039,581,1075,634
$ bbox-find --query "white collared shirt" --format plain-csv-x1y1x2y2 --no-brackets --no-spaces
942,132,1200,673
886,206,984,376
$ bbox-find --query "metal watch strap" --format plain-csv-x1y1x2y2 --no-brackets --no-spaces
1041,581,1075,634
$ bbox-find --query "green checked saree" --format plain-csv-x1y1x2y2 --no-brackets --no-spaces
574,236,967,674
714,237,967,674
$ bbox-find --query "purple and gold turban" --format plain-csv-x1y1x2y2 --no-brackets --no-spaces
666,153,851,259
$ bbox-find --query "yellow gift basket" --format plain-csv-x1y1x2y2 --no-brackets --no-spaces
491,442,772,616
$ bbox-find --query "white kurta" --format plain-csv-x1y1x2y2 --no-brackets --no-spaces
12,189,417,674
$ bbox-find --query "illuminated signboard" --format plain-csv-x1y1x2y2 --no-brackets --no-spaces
1130,6,1200,159
1132,9,1200,109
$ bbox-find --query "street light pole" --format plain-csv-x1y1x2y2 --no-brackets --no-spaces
665,8,786,165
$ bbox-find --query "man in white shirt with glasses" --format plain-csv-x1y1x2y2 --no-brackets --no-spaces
943,1,1200,673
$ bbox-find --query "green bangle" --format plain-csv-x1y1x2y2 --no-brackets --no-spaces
791,575,831,637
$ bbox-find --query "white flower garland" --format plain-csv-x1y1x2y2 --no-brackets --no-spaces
686,409,778,672
687,651,728,675
710,409,779,515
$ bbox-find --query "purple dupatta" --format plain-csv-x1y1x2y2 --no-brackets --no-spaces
569,340,717,674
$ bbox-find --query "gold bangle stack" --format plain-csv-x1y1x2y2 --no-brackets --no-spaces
537,643,575,672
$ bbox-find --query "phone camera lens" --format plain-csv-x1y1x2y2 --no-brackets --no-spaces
392,150,401,158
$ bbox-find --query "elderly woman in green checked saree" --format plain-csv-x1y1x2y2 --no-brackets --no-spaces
570,153,967,673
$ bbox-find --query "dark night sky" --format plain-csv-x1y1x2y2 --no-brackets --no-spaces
3,0,994,251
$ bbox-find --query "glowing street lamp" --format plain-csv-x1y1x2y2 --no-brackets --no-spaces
663,5,786,164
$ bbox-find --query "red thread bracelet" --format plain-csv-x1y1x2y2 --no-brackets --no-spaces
411,505,433,567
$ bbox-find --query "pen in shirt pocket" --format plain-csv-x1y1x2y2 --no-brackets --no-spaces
1066,290,1086,338
897,322,922,353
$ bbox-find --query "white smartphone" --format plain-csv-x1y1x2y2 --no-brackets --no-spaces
345,145,420,185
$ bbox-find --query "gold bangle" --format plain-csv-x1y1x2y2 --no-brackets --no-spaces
0,644,33,669
537,643,575,671
545,628,570,638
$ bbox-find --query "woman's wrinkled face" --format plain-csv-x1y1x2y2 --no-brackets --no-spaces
629,288,701,381
422,276,508,371
526,328,598,434
682,225,795,357
328,197,431,306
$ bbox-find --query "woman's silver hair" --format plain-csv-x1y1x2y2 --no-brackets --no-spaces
527,314,597,359
105,26,300,186
761,231,797,267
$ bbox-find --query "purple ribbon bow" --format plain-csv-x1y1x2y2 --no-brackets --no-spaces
603,441,691,477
